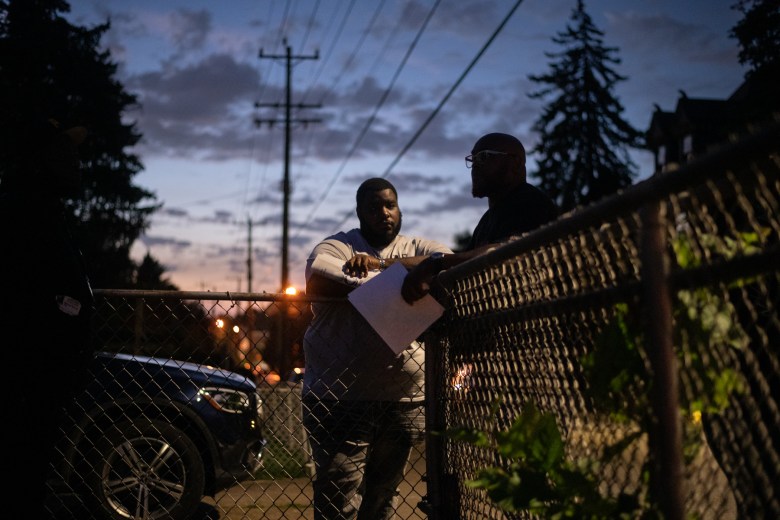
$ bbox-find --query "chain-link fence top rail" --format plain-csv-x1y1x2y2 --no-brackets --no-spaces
424,122,780,520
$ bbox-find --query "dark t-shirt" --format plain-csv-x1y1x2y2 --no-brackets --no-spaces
0,190,94,376
467,182,558,250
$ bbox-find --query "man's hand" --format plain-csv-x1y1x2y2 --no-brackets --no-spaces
401,246,497,303
343,254,381,278
401,258,438,304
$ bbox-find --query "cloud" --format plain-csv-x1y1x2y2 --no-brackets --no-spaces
212,210,234,223
131,54,260,118
402,0,505,35
422,189,484,214
249,191,282,204
125,54,262,157
169,9,212,52
113,2,531,171
373,170,450,193
606,11,738,66
139,234,191,250
160,207,188,218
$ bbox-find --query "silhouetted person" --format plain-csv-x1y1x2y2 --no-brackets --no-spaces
402,132,557,303
0,118,94,519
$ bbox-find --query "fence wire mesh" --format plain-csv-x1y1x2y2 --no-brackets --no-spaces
47,292,426,520
424,122,779,519
43,123,778,520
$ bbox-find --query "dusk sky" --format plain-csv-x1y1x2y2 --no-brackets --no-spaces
65,0,746,293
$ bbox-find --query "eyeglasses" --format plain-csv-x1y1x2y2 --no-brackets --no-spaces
465,150,510,168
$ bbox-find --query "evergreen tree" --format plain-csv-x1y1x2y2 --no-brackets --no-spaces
136,252,178,290
528,0,642,213
0,0,160,288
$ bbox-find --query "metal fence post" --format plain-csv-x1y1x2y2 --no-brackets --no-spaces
423,326,446,520
133,296,143,355
640,199,684,520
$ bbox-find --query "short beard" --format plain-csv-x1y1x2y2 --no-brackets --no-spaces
360,213,402,247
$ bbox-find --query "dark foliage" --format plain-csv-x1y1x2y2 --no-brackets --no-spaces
0,0,161,288
729,0,780,117
136,252,178,290
730,0,780,77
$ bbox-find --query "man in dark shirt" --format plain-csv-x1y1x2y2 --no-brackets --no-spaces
402,132,557,303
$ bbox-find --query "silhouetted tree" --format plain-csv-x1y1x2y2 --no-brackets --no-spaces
136,252,178,290
528,0,642,213
0,0,160,288
729,0,780,117
730,0,780,78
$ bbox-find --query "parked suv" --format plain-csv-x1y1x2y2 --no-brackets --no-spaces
49,351,266,520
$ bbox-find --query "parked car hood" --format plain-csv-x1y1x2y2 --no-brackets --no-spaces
93,351,256,393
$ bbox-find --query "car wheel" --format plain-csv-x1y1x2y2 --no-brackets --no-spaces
86,418,206,520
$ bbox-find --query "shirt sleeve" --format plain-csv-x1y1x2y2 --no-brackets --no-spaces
304,235,380,286
305,239,350,282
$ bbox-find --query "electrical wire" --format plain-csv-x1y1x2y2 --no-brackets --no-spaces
326,0,527,232
293,0,390,195
293,0,444,239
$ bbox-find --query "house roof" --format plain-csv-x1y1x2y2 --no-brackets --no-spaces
646,94,735,147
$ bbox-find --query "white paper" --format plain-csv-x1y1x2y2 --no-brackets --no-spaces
348,262,445,354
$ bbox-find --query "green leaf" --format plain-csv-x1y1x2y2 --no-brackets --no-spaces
444,426,492,448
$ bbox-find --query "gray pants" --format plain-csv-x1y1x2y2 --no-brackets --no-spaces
302,397,425,520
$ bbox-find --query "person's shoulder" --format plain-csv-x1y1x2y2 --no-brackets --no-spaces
517,181,547,197
315,228,357,244
310,229,360,256
518,183,558,212
404,235,452,254
342,228,364,240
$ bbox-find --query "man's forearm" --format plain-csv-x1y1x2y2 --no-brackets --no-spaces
305,273,354,297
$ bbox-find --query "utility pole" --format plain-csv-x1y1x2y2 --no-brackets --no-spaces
246,217,253,292
255,39,320,292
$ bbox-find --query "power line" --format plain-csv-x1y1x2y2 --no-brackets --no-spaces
295,0,391,196
327,0,527,233
293,0,444,239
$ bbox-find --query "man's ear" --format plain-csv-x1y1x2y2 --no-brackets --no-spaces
513,158,526,179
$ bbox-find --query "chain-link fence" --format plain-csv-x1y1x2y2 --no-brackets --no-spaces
47,291,428,520
44,122,777,520
423,121,779,519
